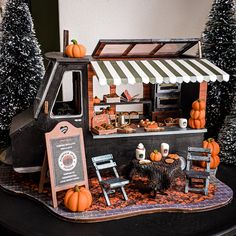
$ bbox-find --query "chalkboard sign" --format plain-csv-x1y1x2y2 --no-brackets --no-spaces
44,121,88,208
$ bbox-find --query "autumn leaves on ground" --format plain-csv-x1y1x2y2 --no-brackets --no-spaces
88,177,216,211
10,169,215,212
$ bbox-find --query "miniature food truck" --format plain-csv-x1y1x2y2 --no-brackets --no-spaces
9,38,229,173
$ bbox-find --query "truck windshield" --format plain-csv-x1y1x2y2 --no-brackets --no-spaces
51,70,83,118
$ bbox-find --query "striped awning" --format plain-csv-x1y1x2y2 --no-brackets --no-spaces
91,59,229,86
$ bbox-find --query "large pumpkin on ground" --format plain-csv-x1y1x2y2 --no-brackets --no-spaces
64,185,92,212
200,138,221,169
203,138,220,156
65,39,86,58
200,155,220,169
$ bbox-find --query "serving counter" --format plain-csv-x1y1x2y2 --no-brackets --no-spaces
92,127,207,139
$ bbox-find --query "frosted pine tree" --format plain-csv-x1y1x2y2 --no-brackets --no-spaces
218,88,236,164
0,0,44,147
0,0,7,22
202,0,236,139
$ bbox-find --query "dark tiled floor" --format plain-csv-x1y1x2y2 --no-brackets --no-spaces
0,165,233,222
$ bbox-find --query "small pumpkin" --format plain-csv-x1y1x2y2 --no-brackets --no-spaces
64,185,92,212
190,109,206,120
168,153,179,160
192,99,206,111
188,118,205,129
65,39,86,58
106,107,115,115
93,96,101,104
150,150,162,162
203,138,220,156
200,155,220,169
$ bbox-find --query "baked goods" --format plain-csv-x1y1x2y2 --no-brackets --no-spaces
103,93,120,103
164,117,179,126
146,122,158,129
139,119,151,127
165,158,175,164
168,153,179,160
98,107,115,115
117,125,136,133
157,122,165,127
139,159,151,165
130,111,138,116
105,93,119,98
95,123,115,130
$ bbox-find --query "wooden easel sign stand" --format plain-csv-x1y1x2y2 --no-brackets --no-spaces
39,121,89,208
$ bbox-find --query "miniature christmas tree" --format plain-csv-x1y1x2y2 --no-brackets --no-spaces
0,0,7,21
0,0,44,146
218,87,236,164
201,0,236,139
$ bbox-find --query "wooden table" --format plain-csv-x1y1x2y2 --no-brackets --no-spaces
129,158,184,196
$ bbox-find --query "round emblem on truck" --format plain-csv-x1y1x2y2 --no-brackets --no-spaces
58,151,77,171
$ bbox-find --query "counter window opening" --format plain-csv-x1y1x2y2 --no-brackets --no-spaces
50,70,83,119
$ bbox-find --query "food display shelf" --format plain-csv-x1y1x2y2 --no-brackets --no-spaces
92,127,207,139
93,99,152,106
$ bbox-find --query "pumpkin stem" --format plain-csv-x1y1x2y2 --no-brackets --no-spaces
208,138,214,142
71,39,78,45
74,185,80,192
154,149,159,153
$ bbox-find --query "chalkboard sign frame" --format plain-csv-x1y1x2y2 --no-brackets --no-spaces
44,121,89,208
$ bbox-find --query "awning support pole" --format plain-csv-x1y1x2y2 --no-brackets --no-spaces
199,81,208,102
63,30,69,56
198,40,202,59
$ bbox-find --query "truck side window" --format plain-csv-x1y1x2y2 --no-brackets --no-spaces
51,71,82,117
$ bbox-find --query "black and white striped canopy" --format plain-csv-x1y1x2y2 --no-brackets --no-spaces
91,59,229,85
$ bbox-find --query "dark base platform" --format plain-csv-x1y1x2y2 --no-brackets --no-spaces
0,164,233,223
0,164,236,236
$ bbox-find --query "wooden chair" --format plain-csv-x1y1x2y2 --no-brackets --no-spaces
185,147,211,195
92,154,129,206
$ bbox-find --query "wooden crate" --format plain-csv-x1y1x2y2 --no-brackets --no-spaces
103,94,120,103
91,114,117,135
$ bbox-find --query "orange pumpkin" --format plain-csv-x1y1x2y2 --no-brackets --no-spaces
203,138,220,156
192,99,206,111
200,155,220,169
93,96,101,104
188,118,205,129
150,150,162,162
65,39,86,58
190,109,205,120
106,107,115,115
189,99,206,129
64,185,92,212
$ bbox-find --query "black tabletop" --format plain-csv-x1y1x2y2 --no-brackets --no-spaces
0,164,235,236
